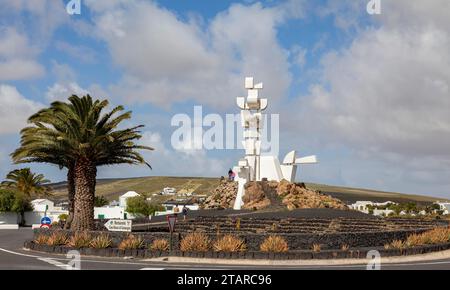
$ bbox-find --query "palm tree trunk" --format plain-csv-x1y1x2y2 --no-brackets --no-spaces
71,158,96,231
64,165,75,229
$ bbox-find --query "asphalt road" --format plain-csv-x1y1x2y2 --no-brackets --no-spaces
1,229,450,270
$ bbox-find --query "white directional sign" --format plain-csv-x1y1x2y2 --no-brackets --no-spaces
104,219,132,232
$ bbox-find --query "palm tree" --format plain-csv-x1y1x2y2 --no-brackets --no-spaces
1,168,51,198
12,95,153,230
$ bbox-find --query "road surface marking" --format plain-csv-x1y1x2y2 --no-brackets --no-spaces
0,247,43,258
38,257,77,270
4,247,450,269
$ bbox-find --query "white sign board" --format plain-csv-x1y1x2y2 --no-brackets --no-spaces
104,219,132,232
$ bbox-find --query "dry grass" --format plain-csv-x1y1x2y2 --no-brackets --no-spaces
90,234,112,249
384,227,450,250
46,231,69,246
118,234,144,250
341,244,350,251
312,244,321,252
34,234,49,245
385,240,405,250
67,232,92,248
406,227,450,246
149,239,170,251
213,235,247,252
236,218,241,231
180,232,211,252
260,235,289,253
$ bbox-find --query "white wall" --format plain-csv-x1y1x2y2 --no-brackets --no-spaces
94,207,125,219
0,212,19,224
23,210,68,226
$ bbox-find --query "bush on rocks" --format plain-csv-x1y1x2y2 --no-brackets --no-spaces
47,231,69,246
68,231,92,248
213,235,247,252
180,232,211,252
90,234,112,249
149,239,169,251
260,235,289,253
34,234,49,245
118,234,144,250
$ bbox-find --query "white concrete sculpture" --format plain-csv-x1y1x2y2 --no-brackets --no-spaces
233,77,318,210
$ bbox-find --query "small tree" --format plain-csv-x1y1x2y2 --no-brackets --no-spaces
0,189,15,212
94,196,109,207
0,190,32,224
12,194,33,224
126,196,163,217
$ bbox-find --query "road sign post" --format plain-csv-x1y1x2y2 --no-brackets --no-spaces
104,219,132,232
167,214,177,252
40,216,52,229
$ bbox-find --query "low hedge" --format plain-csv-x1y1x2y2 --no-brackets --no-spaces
24,240,450,260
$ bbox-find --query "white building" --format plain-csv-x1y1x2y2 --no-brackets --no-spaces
435,202,450,215
95,191,141,220
155,200,199,216
119,191,140,207
348,201,397,216
25,199,68,226
161,187,177,195
94,206,128,220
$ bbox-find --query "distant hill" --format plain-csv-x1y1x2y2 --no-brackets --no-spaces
49,176,446,205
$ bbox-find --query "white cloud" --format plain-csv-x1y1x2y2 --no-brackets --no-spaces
289,0,450,196
50,61,77,82
0,27,45,80
84,0,306,109
46,82,89,101
290,45,307,68
0,1,69,81
0,84,43,135
54,41,98,64
0,0,68,41
99,130,229,178
300,25,450,158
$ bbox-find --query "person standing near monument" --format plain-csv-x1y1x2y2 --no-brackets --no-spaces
182,206,188,221
228,168,235,181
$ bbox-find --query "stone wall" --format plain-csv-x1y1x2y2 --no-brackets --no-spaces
33,227,429,251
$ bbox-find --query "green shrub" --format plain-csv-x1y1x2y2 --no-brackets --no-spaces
68,232,92,248
46,231,68,246
90,234,112,249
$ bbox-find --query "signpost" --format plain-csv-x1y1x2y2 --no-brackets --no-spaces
104,219,132,232
167,214,177,252
40,216,52,229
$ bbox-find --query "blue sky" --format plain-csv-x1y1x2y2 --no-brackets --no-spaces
0,0,449,198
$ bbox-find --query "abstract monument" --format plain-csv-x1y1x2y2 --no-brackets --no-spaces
233,77,318,210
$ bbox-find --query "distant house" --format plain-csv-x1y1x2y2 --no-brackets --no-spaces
94,191,140,220
435,202,450,215
156,199,199,216
25,199,68,226
94,206,127,220
119,191,140,207
348,201,397,216
161,187,177,195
